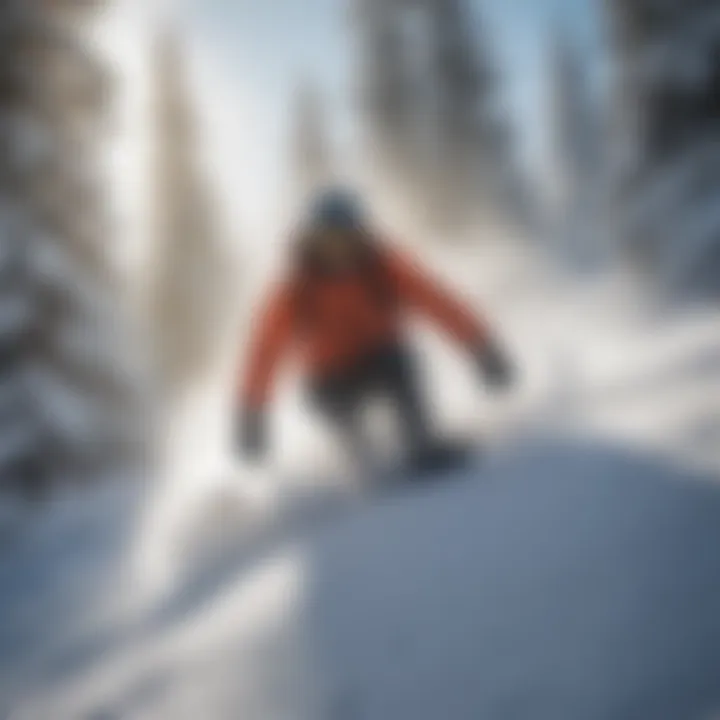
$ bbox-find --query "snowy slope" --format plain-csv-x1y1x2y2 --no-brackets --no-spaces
10,442,720,720
4,252,720,720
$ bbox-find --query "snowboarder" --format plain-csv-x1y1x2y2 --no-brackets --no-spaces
237,188,514,471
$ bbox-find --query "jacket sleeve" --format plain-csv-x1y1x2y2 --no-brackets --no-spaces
385,248,490,349
240,283,296,410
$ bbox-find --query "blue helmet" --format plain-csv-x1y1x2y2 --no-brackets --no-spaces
308,188,366,231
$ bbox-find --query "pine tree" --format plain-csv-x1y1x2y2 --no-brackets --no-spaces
355,0,420,219
547,27,605,269
290,81,333,213
608,0,720,294
423,0,482,230
0,0,144,499
423,0,526,237
148,30,236,404
353,0,530,238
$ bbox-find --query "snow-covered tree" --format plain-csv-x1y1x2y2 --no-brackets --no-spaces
423,0,485,230
546,27,606,270
0,0,145,499
355,0,421,220
290,81,333,213
148,30,236,404
416,0,530,237
608,0,720,294
352,0,534,239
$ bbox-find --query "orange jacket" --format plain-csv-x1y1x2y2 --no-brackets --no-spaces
240,246,490,409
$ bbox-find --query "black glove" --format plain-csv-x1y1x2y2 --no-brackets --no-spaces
476,341,515,391
238,408,267,461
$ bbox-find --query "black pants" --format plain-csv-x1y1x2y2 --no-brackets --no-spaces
309,343,432,462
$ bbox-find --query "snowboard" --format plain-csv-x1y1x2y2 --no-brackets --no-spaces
378,438,479,488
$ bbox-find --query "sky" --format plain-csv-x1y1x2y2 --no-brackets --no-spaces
180,0,606,238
